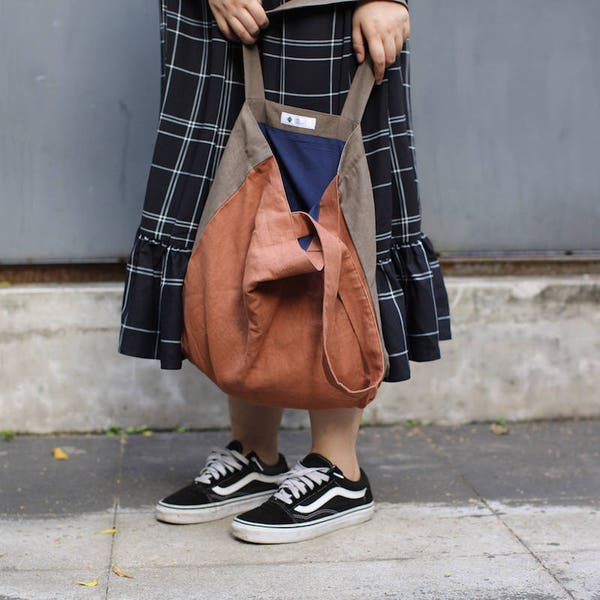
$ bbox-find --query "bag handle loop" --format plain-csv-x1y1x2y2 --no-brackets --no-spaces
292,212,384,398
243,205,383,399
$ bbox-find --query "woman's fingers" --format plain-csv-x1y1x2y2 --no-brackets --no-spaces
359,25,397,84
352,1,410,84
209,0,268,45
394,30,405,59
245,2,269,31
352,20,367,63
367,35,387,84
383,32,399,69
229,14,259,45
213,12,237,42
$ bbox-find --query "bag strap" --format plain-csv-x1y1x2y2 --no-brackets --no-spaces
291,213,384,398
242,0,376,123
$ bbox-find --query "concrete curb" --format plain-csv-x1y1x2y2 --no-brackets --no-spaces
1,276,599,432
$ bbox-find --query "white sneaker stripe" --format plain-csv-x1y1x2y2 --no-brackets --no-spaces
234,501,375,530
159,489,273,510
212,472,284,496
294,486,367,514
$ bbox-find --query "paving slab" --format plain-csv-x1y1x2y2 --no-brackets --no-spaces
105,555,570,600
0,570,108,600
423,421,600,503
484,502,600,599
111,503,514,570
0,511,114,572
0,434,120,517
535,550,600,600
487,502,600,554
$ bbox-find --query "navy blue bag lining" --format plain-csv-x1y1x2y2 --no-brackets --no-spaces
258,123,344,249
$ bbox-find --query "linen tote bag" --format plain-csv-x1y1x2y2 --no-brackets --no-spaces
181,0,389,409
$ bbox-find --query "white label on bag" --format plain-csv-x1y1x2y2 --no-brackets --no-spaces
280,111,316,130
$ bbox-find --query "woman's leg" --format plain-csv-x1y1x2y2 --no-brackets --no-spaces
228,395,283,465
309,407,363,481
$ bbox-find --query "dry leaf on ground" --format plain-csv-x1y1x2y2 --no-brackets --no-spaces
112,565,134,578
490,423,509,435
76,579,98,587
51,447,69,460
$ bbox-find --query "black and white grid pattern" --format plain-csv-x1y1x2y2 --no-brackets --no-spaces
119,0,451,381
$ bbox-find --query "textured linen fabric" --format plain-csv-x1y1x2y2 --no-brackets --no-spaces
118,0,451,382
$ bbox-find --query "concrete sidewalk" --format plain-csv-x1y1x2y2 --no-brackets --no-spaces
1,421,599,599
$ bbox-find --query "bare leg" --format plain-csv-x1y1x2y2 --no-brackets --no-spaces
228,395,283,465
309,407,363,481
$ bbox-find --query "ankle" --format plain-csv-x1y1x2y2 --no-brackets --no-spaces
253,450,280,466
236,439,280,466
337,465,361,482
310,448,361,482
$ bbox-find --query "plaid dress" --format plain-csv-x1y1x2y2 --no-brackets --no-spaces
118,0,451,382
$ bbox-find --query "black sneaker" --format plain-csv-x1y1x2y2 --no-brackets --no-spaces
231,452,374,543
155,440,289,524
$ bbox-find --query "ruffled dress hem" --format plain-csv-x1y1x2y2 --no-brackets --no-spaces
118,229,451,381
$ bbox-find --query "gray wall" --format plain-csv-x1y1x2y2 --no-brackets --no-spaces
0,0,160,262
1,0,599,263
412,0,600,254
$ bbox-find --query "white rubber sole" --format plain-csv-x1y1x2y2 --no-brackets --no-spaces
231,501,375,544
155,490,275,525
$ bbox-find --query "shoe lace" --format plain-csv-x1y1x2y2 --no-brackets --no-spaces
194,446,249,485
272,463,330,505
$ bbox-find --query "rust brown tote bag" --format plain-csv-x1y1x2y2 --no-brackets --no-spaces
181,1,388,409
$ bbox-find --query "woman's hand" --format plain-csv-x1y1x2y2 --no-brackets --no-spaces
208,0,269,45
352,1,410,84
